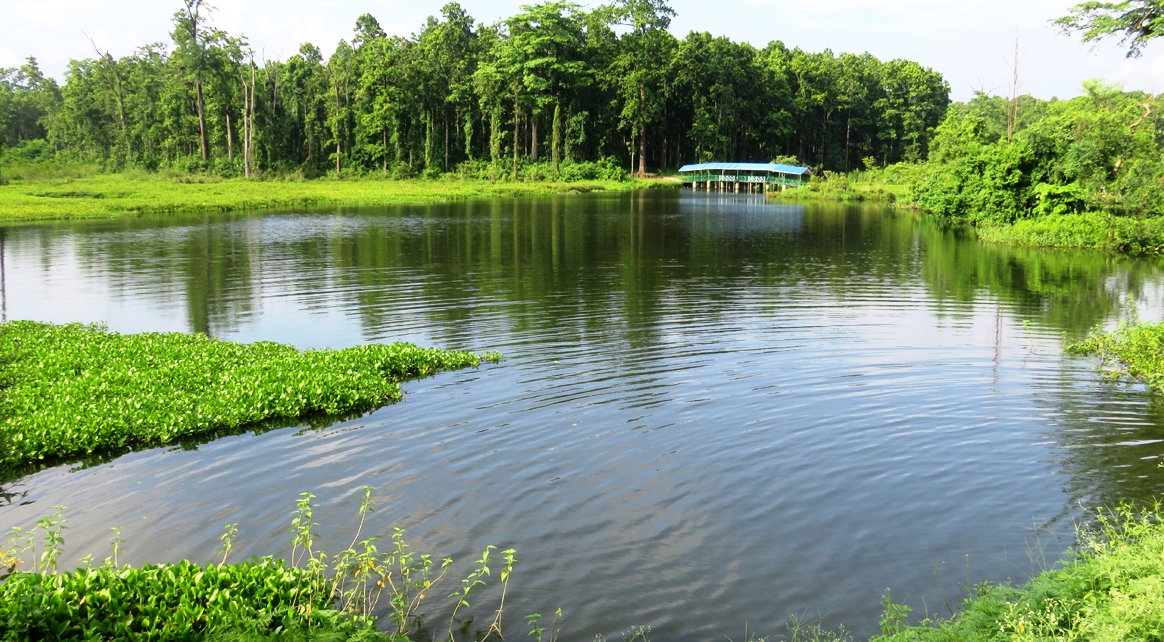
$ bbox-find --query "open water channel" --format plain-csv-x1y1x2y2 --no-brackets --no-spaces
4,190,1164,640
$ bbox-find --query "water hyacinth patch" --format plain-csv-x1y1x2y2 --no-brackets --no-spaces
0,489,527,642
0,321,500,470
0,558,333,640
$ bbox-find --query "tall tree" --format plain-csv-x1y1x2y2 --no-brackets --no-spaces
172,0,214,160
603,0,675,176
508,2,590,175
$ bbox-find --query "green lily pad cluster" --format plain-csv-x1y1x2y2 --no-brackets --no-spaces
0,321,499,470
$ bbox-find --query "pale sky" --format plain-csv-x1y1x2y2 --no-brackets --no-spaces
4,0,1164,102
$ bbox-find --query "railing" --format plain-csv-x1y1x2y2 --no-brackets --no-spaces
681,171,806,186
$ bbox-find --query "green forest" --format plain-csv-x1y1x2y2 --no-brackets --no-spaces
0,0,950,179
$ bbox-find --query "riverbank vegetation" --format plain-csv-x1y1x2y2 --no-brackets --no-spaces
772,163,914,205
776,2,1164,254
0,488,531,642
7,496,1164,642
1068,314,1164,392
0,321,499,472
909,83,1164,253
873,503,1164,642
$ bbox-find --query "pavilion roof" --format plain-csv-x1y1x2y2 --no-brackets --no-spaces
677,162,810,175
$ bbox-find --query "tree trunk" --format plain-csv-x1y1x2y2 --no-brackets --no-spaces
335,84,342,174
91,47,130,161
512,91,520,181
637,128,646,177
463,111,473,161
424,110,434,170
444,113,449,171
844,111,851,172
383,127,389,175
552,102,561,179
226,112,234,162
241,78,248,177
196,80,209,161
491,105,501,165
531,117,539,163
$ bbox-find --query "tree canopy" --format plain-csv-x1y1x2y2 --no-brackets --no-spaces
1056,1,1164,57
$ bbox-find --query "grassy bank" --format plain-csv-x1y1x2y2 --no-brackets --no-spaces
774,167,1164,255
974,214,1164,255
0,321,500,472
873,504,1164,641
771,167,914,205
0,173,666,222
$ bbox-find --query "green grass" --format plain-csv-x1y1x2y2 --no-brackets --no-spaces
873,504,1164,642
975,214,1164,255
0,173,668,222
770,167,914,205
0,321,500,472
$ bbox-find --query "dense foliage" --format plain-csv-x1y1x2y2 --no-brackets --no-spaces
0,0,949,178
873,503,1164,641
0,321,498,469
907,83,1164,250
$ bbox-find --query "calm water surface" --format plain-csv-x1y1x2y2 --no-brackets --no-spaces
5,191,1164,639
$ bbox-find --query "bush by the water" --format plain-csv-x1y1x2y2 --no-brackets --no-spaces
449,158,625,183
909,83,1164,252
776,165,914,204
1068,314,1164,391
0,321,499,470
873,503,1164,641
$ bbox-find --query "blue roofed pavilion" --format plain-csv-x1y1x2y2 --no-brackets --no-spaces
678,162,811,193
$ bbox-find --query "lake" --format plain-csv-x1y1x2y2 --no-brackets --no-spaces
3,190,1164,640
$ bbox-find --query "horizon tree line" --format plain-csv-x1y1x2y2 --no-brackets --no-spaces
0,0,951,178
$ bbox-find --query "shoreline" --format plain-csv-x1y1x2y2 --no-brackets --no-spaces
773,183,1164,255
0,174,674,223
